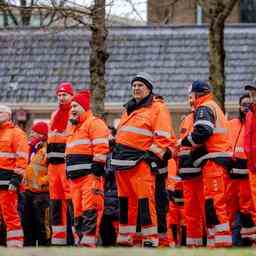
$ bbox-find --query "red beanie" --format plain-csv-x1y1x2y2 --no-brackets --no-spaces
73,90,90,111
32,121,48,135
56,82,74,96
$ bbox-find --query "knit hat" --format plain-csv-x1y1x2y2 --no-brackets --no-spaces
189,80,212,93
72,90,90,111
56,82,74,96
245,79,256,91
0,105,12,115
131,72,154,91
32,121,48,135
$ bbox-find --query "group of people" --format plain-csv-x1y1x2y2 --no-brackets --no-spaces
0,72,256,248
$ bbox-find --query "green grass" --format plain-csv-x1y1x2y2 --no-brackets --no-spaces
1,248,256,256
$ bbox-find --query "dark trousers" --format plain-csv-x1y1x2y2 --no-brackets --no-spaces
100,215,117,246
23,190,51,246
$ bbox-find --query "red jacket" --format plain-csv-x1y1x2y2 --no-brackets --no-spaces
244,107,256,171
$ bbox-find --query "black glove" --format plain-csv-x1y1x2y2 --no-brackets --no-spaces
91,162,105,177
144,151,161,173
9,174,22,191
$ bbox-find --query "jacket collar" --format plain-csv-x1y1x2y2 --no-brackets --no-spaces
0,121,14,129
124,93,154,115
194,93,213,108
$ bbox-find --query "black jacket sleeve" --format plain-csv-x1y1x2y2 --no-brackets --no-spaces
181,106,215,147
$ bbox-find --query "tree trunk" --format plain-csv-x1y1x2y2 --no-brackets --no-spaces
89,0,108,117
208,17,225,111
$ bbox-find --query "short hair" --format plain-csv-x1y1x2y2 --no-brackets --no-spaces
239,93,250,105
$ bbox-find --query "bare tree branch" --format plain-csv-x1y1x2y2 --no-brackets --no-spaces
222,0,238,20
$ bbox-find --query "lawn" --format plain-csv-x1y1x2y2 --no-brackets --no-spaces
1,248,256,256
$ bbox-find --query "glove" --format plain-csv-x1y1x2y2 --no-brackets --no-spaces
91,162,105,177
8,174,22,191
144,151,160,173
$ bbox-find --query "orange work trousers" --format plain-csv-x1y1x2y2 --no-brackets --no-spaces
0,190,23,247
167,200,185,247
48,163,71,245
116,161,158,246
203,160,232,247
70,174,104,247
249,171,256,212
183,177,204,247
226,177,256,225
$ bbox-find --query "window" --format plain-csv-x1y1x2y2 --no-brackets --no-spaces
240,0,256,23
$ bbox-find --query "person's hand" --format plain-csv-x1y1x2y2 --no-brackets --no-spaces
8,175,21,191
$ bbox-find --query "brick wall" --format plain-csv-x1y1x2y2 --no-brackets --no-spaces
148,0,240,25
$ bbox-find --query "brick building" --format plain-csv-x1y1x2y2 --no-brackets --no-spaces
148,0,256,25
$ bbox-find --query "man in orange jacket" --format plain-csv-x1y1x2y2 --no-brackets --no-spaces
23,121,51,246
47,82,74,245
226,94,256,242
243,82,256,239
181,80,232,247
111,73,176,247
0,105,28,247
66,90,109,247
178,111,204,247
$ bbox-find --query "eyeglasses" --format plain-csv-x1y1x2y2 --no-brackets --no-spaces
240,103,251,108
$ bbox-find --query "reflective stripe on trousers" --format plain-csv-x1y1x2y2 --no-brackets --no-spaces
141,226,158,236
215,223,229,233
186,237,203,246
7,229,23,239
7,239,23,248
80,235,97,246
215,235,232,245
119,225,136,234
51,238,67,245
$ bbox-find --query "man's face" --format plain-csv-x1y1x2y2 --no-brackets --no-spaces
57,92,72,105
0,112,10,124
188,94,195,110
70,101,85,119
249,89,256,104
190,92,197,103
132,81,151,102
240,96,251,114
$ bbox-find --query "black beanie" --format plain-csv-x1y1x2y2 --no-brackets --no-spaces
131,72,154,91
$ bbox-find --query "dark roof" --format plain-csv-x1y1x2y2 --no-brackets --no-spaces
0,25,255,104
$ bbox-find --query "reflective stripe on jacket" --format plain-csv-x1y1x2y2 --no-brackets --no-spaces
115,97,176,160
184,94,232,167
47,110,71,164
65,111,109,179
178,113,202,179
166,159,184,206
228,118,248,178
244,108,256,172
0,121,28,178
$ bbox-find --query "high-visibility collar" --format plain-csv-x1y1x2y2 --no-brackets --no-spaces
194,93,214,108
72,110,93,129
0,121,14,130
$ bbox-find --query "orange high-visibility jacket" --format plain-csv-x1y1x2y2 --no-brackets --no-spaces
196,99,230,153
191,96,231,167
25,142,48,192
116,98,176,159
178,113,201,178
167,159,184,205
65,111,109,179
228,118,248,176
0,121,28,186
